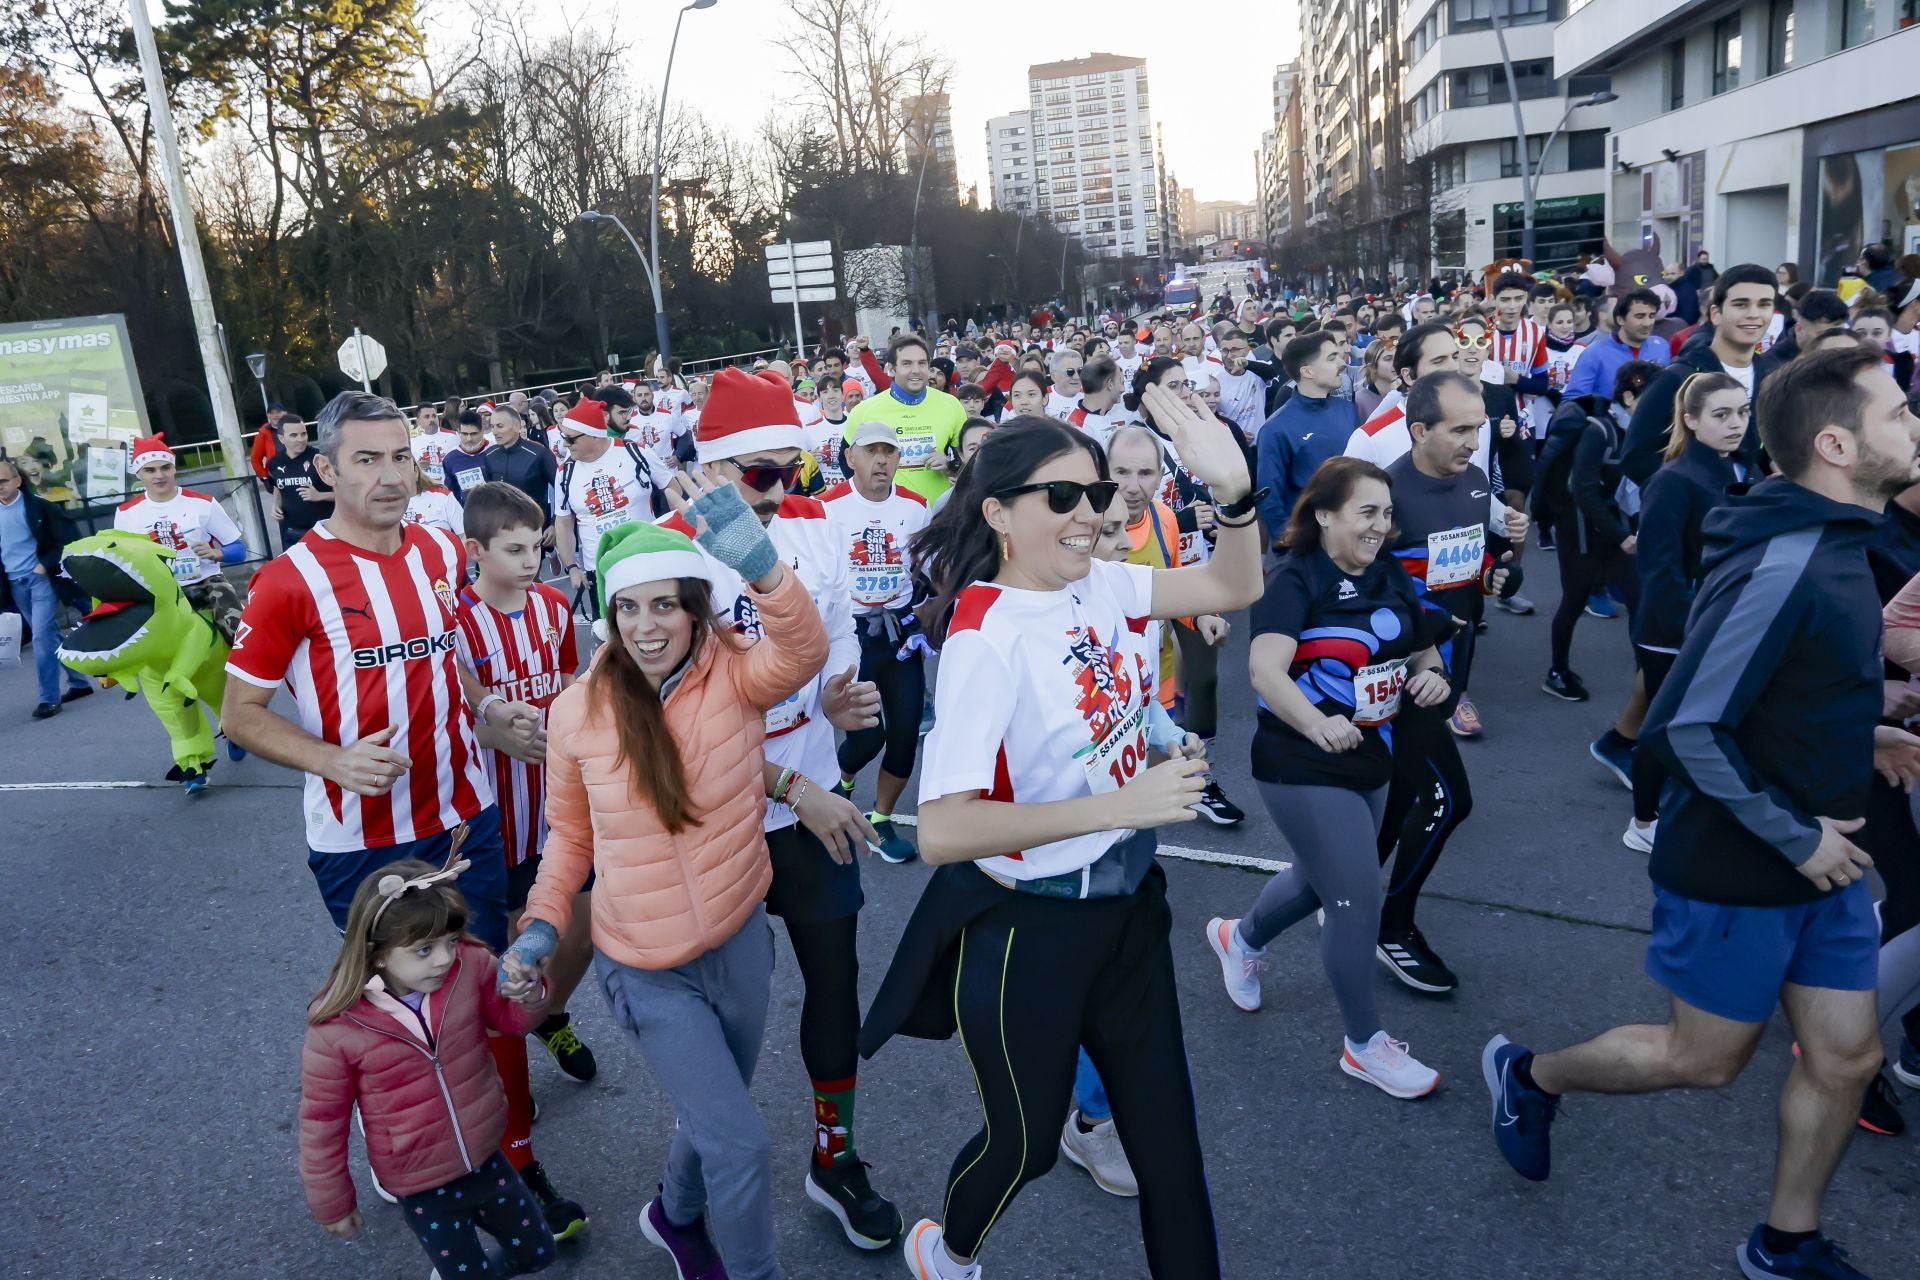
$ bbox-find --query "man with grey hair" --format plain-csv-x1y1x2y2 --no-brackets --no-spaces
224,390,589,1238
0,455,93,719
1044,347,1084,418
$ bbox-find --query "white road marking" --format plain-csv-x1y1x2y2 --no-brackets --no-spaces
0,781,298,792
884,813,1289,872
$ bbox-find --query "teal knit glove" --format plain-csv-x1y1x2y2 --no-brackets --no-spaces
500,920,558,990
689,484,780,583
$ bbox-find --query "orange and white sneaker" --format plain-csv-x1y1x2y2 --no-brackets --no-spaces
1448,695,1485,738
1339,1031,1441,1099
1204,917,1264,1012
904,1219,980,1280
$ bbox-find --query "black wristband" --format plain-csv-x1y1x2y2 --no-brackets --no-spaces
1216,511,1259,529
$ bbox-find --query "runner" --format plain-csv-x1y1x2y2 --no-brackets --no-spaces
865,386,1263,1280
113,433,248,642
1564,287,1671,404
1622,371,1750,855
403,458,465,534
265,415,333,547
1375,370,1523,992
452,482,598,1082
1207,451,1453,1093
409,403,462,484
442,410,493,502
1005,370,1049,419
662,367,903,1251
503,505,828,1280
1064,355,1126,447
480,399,559,519
0,456,92,720
844,335,969,500
552,398,659,623
1045,348,1084,418
1257,330,1359,537
823,422,932,864
1483,346,1920,1280
221,390,588,1241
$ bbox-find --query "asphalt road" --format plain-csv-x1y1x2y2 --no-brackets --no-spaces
4,552,1915,1280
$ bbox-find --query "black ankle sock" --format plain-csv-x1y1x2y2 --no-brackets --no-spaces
1512,1052,1557,1098
1759,1226,1819,1255
536,1011,570,1036
1598,728,1634,752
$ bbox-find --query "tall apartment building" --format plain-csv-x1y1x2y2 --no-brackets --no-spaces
1297,0,1417,276
901,92,958,202
1557,0,1920,280
986,110,1036,215
1025,53,1162,259
1156,127,1181,269
1257,62,1305,248
1400,0,1613,276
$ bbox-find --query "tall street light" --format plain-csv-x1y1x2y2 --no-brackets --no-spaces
1490,1,1615,264
648,0,717,370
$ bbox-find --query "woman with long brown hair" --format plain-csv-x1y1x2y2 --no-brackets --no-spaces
502,469,828,1280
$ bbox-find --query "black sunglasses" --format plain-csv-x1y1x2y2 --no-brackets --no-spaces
994,480,1120,514
737,462,803,491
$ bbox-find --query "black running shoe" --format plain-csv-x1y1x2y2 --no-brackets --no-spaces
534,1012,598,1082
1194,778,1246,825
1376,926,1459,994
1859,1070,1906,1136
831,778,855,802
1542,669,1590,702
521,1160,588,1241
804,1150,902,1250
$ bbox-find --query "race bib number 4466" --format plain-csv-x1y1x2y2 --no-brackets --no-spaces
1425,525,1484,589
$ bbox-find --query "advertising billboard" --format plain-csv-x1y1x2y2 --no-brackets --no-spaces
0,313,150,505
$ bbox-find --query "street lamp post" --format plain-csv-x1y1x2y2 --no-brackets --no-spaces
1490,1,1616,264
647,0,716,371
245,353,268,424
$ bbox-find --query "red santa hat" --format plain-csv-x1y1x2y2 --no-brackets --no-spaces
563,397,607,434
129,433,173,471
696,368,805,462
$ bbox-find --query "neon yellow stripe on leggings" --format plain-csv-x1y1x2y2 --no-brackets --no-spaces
942,926,1026,1250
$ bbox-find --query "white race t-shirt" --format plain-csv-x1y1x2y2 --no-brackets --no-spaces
404,486,465,535
113,489,243,585
555,445,655,572
1045,390,1078,420
1724,360,1756,400
820,481,930,613
411,430,463,484
631,408,689,474
1213,367,1266,437
918,558,1156,881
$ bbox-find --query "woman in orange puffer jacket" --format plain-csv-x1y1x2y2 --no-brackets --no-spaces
502,478,827,1280
298,856,554,1278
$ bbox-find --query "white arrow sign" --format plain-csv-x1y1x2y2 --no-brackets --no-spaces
337,329,388,389
771,286,838,303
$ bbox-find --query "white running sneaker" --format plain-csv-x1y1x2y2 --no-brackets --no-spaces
1205,917,1264,1012
1059,1110,1139,1197
1622,818,1655,854
904,1218,980,1280
1339,1031,1441,1099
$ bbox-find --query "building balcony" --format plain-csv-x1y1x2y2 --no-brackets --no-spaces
1406,95,1605,158
1402,25,1556,100
1555,0,1719,76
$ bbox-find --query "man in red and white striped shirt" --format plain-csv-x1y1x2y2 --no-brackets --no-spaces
221,392,589,1237
1489,271,1554,409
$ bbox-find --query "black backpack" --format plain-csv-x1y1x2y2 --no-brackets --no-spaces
1530,402,1589,532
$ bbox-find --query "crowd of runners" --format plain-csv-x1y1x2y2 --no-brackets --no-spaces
8,246,1920,1280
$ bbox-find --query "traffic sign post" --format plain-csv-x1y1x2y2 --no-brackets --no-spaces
336,328,388,392
767,240,836,362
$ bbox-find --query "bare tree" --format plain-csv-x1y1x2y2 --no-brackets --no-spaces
772,0,951,175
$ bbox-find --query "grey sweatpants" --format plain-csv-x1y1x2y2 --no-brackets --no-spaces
596,907,782,1280
1238,781,1389,1044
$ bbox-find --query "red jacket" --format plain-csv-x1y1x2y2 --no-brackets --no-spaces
297,941,545,1223
249,420,280,479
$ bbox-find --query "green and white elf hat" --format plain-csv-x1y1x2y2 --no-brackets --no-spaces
592,521,711,641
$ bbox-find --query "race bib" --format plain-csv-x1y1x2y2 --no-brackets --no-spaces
591,506,640,547
850,568,906,608
169,553,202,582
1352,658,1407,726
1082,701,1148,794
1178,529,1211,566
765,688,810,737
1425,525,1484,589
897,432,936,468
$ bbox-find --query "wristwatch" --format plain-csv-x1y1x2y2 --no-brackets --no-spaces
1214,487,1270,523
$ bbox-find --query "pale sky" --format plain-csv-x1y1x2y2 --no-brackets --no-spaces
543,0,1301,205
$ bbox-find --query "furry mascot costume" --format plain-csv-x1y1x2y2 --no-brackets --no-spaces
56,531,232,792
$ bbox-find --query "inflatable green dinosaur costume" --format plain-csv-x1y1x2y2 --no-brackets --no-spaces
55,531,231,784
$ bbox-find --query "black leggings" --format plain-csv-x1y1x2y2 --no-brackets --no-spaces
837,629,926,782
1550,540,1640,672
783,913,861,1083
943,870,1218,1274
1857,763,1920,1045
398,1151,556,1276
1173,621,1219,739
1631,647,1677,824
1376,708,1473,934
